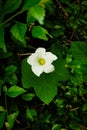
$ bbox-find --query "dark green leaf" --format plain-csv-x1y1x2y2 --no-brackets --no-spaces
23,0,41,10
5,65,17,75
0,111,6,129
0,27,7,52
54,59,70,81
60,0,70,4
3,0,22,14
71,41,87,59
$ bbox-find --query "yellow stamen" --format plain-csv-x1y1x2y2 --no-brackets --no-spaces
39,58,46,65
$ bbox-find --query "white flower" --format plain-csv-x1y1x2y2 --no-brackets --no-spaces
27,47,58,77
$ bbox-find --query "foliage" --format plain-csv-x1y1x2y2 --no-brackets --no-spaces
0,0,87,129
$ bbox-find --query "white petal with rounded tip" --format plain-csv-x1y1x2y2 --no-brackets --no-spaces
31,66,44,77
27,54,39,66
35,47,46,55
45,52,58,64
44,64,55,73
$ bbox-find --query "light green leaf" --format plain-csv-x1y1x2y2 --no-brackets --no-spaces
0,26,7,52
10,23,27,47
28,6,45,24
0,111,6,129
0,106,5,112
21,58,69,104
7,111,19,129
32,25,51,41
7,86,26,98
52,124,62,130
23,0,41,10
3,0,22,14
26,107,37,121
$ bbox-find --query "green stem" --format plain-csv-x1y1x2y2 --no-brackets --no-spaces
0,10,24,26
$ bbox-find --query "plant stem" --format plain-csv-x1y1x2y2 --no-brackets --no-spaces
0,10,24,26
56,0,69,17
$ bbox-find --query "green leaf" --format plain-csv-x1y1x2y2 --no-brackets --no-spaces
0,106,5,112
71,41,87,59
5,65,17,75
26,107,37,121
69,122,81,130
33,76,57,104
60,0,70,4
27,10,35,24
22,93,35,101
28,6,45,25
6,86,26,98
0,26,7,52
23,0,41,10
0,51,13,59
0,111,6,129
7,111,19,129
83,103,87,111
5,74,18,85
10,23,27,47
54,59,70,81
21,58,69,104
52,124,62,130
55,99,64,108
3,0,22,14
32,25,51,41
39,0,50,6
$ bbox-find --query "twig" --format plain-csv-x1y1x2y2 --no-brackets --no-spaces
69,30,76,41
69,107,79,111
55,0,69,18
78,124,87,130
0,10,23,26
17,53,32,57
72,120,87,130
31,103,44,109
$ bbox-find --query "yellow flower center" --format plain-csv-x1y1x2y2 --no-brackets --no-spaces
39,58,46,65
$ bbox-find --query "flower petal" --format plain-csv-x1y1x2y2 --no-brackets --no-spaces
31,66,44,77
44,64,55,73
45,52,58,64
27,54,39,66
35,47,46,56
